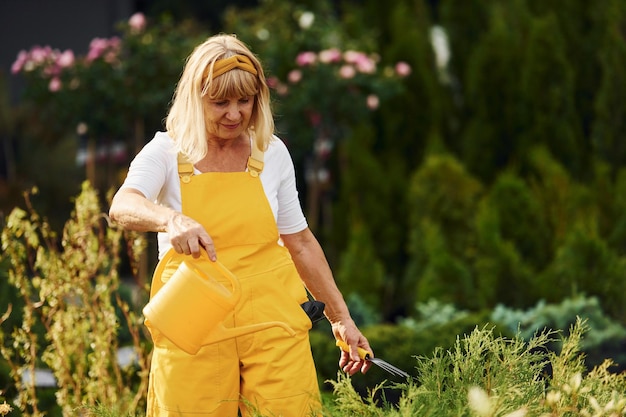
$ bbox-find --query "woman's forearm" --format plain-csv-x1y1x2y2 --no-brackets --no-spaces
109,188,175,233
281,228,352,324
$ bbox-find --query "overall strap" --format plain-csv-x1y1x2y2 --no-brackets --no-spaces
177,143,264,180
247,144,265,178
177,153,194,184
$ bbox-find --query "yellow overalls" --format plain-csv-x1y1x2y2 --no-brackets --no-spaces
145,148,322,416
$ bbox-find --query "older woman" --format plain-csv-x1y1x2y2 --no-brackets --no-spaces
109,34,372,416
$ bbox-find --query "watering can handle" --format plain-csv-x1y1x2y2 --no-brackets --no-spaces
159,246,215,265
194,249,239,295
208,257,239,292
160,248,240,294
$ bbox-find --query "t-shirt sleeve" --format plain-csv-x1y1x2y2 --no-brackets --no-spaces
274,139,308,234
119,133,175,202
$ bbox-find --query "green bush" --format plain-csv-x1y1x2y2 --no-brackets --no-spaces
405,153,484,310
542,226,626,319
0,182,150,417
492,295,626,372
482,171,551,270
324,318,626,416
335,225,387,316
311,302,512,404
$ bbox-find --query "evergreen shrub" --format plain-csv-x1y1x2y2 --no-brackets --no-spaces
324,318,626,416
406,153,484,310
492,295,626,372
310,300,511,402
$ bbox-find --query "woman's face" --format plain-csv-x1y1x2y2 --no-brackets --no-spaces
204,95,255,141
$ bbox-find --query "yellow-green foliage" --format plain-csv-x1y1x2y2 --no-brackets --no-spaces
324,318,626,416
0,182,150,416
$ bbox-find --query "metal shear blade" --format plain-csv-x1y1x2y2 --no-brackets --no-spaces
368,357,410,378
336,340,410,379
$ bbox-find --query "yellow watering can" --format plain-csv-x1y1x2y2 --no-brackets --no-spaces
143,250,296,355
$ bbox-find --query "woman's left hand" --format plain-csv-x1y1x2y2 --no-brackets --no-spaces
332,319,373,375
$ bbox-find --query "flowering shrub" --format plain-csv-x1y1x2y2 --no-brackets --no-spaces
11,46,77,93
223,1,411,156
271,48,410,150
268,48,410,223
222,0,414,233
268,48,411,230
11,13,205,143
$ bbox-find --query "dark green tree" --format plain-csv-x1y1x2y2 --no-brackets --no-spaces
333,117,421,318
334,218,387,314
474,202,535,309
526,0,607,140
459,1,529,182
437,0,490,97
603,168,626,252
330,0,447,318
405,153,484,310
542,226,626,322
473,171,547,308
518,13,584,178
591,0,626,174
488,171,551,268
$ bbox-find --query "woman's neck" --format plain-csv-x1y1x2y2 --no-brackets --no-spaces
196,134,250,172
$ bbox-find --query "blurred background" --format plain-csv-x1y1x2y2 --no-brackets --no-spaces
1,0,626,411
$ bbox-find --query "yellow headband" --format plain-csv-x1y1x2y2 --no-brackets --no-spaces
211,55,258,79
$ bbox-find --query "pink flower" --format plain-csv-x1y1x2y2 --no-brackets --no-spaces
48,77,62,92
343,50,366,64
355,56,376,74
366,94,379,110
295,51,317,67
30,46,52,64
287,69,302,84
275,83,289,96
108,36,122,50
395,61,412,77
57,50,75,68
11,50,29,74
266,76,279,88
267,76,290,96
128,12,146,32
343,50,376,73
338,64,356,79
86,37,121,63
86,38,109,62
319,48,341,64
43,63,60,77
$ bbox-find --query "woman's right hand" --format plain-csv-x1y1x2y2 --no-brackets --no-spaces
167,212,216,260
109,188,216,260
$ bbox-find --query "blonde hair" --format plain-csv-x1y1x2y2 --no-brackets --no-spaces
165,34,275,163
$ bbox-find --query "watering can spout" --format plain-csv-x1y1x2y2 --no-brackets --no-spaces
202,321,296,346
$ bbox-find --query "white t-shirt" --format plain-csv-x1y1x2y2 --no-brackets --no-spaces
120,131,308,258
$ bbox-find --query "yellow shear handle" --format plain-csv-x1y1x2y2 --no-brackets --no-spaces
336,340,372,360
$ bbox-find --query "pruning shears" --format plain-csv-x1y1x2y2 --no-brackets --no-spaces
336,340,410,379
